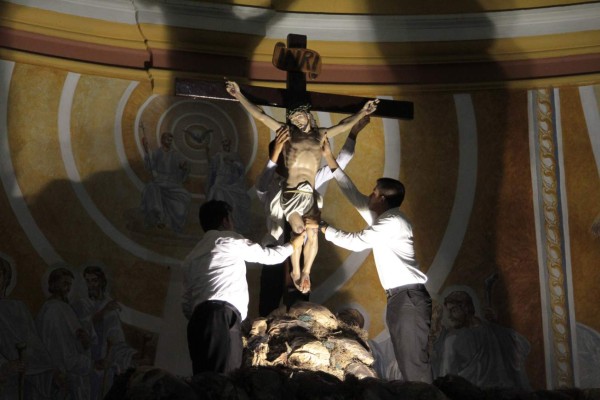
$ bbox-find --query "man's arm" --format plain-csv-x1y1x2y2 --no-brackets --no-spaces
255,126,289,202
315,116,370,189
318,218,390,251
333,168,375,225
255,162,277,204
314,138,354,190
226,81,284,131
314,136,348,189
216,232,305,264
317,141,374,224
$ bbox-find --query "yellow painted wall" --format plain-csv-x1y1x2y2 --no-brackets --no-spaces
1,55,600,389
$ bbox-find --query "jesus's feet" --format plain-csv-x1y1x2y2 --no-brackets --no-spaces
290,271,302,292
299,273,311,294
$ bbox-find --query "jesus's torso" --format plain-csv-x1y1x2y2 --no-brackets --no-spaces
284,125,323,188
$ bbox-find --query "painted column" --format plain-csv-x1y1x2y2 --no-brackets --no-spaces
528,88,578,388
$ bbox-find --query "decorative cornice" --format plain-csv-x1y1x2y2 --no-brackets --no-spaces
1,0,599,86
3,0,600,42
0,27,149,68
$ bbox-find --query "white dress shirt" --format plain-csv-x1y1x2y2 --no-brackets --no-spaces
324,169,427,290
181,230,293,320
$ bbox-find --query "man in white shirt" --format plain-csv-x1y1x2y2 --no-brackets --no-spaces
314,144,433,383
181,200,305,374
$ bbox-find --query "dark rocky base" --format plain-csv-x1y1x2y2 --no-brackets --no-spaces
104,366,600,400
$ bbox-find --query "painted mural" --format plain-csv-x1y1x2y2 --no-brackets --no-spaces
1,58,600,398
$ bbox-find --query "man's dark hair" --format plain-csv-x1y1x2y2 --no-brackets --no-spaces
83,265,108,292
199,200,232,232
376,178,405,208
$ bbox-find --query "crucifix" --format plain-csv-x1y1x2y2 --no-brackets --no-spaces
175,34,413,120
175,34,412,296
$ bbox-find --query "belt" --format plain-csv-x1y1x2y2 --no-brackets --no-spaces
198,300,241,319
385,283,426,298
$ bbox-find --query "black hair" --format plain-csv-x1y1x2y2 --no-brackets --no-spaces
199,200,232,232
376,178,405,208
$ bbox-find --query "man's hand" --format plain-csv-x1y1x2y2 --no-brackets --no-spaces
321,137,339,171
271,125,290,162
225,80,240,98
362,99,379,115
321,136,333,158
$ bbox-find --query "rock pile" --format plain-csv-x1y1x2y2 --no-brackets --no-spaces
242,302,377,381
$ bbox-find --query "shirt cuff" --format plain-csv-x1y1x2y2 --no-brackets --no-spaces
333,168,346,180
284,242,294,254
324,226,336,240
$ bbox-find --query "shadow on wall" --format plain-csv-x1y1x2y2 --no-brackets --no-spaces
359,0,544,391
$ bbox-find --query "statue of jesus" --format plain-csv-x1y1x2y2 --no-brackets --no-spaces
226,80,379,293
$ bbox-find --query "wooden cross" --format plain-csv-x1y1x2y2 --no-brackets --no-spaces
175,34,413,120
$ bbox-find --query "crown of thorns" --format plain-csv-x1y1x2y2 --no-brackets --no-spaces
286,104,311,118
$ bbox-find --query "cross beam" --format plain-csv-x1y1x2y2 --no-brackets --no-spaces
175,33,413,120
175,79,413,120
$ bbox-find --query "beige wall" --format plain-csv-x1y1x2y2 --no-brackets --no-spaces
1,54,599,389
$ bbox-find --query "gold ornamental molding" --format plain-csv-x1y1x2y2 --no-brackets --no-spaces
531,88,576,388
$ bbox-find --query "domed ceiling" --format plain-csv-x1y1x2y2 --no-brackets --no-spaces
1,0,599,90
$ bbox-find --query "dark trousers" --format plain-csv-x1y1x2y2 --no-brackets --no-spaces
259,262,285,317
187,300,242,375
386,283,433,383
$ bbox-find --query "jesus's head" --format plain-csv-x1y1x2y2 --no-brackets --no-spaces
287,105,315,132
